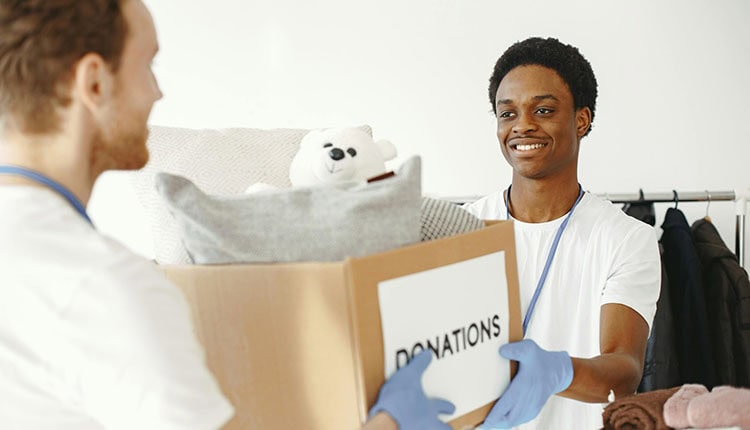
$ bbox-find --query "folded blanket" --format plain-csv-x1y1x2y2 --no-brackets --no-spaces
420,197,484,242
688,386,750,428
602,387,680,430
663,384,709,429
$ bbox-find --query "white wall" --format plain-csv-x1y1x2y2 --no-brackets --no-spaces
89,0,750,265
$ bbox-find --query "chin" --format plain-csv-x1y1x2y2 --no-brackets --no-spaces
117,141,150,170
91,131,150,174
120,151,149,171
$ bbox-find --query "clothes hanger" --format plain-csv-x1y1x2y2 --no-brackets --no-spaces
672,190,679,209
705,190,712,223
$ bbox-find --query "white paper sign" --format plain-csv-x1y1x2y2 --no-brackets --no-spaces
377,251,511,420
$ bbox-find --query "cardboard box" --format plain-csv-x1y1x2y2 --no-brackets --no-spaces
162,221,521,429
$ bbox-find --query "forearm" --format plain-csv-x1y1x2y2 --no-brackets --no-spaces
559,352,643,403
362,412,398,430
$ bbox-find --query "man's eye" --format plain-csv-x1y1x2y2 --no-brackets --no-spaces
536,108,553,114
498,111,514,119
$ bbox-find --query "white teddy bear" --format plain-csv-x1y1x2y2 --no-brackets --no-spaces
289,127,397,187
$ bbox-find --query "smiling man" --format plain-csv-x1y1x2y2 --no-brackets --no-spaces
464,37,661,429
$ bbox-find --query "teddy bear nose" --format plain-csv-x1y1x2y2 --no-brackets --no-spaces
328,148,345,161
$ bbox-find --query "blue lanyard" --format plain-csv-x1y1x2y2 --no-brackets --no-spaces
505,184,584,335
0,165,93,226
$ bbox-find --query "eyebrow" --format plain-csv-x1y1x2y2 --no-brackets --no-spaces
496,94,560,106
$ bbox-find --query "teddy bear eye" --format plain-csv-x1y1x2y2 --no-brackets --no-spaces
323,143,333,148
347,148,357,157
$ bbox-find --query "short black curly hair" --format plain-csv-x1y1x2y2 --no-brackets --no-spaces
488,37,598,136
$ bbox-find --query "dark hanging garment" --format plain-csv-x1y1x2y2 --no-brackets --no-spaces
692,218,750,387
623,201,656,227
660,208,717,388
624,202,681,392
638,244,681,392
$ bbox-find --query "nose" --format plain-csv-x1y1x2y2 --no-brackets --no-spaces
328,147,345,161
512,111,537,134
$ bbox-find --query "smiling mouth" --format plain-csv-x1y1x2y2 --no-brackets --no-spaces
511,142,548,151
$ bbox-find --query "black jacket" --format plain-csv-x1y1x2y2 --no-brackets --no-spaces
692,218,750,387
638,248,681,392
661,208,716,388
624,203,681,392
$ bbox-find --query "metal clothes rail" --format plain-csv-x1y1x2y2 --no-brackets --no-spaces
595,189,749,269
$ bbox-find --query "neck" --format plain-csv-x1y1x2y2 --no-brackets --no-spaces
0,128,95,206
507,177,581,223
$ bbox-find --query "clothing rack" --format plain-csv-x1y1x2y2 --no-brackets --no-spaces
595,189,749,269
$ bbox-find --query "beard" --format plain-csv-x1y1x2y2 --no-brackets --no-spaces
89,114,150,178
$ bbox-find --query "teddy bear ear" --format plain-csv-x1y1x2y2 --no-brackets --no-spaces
376,139,397,161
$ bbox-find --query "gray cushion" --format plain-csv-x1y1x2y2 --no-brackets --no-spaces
130,124,372,264
154,157,422,264
420,197,485,241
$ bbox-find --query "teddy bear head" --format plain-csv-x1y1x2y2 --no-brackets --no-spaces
289,127,397,187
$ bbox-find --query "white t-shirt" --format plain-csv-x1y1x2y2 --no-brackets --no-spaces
0,186,234,430
464,190,660,430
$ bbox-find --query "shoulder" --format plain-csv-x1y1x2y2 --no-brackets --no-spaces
463,190,506,220
9,201,189,333
0,188,180,309
73,234,190,332
66,225,178,303
576,193,657,242
571,193,660,270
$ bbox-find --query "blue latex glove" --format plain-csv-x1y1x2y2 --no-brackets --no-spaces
369,350,455,430
480,339,573,429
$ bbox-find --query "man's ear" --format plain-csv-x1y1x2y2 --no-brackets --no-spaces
576,107,592,138
72,53,114,113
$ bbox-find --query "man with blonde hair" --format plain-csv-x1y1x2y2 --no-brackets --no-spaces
0,1,451,429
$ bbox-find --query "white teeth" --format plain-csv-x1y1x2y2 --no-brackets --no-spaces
515,143,546,151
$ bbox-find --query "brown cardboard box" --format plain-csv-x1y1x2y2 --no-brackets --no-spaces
162,220,521,430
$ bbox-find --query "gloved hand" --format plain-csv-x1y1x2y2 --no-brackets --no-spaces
368,350,455,430
480,339,573,429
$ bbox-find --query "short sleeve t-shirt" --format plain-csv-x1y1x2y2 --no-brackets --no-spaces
464,190,661,430
0,186,234,430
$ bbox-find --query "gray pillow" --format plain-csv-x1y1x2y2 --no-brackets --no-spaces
154,157,422,264
420,197,485,241
130,124,373,264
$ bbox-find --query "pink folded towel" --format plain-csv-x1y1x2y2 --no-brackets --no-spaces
687,385,750,429
663,384,709,429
